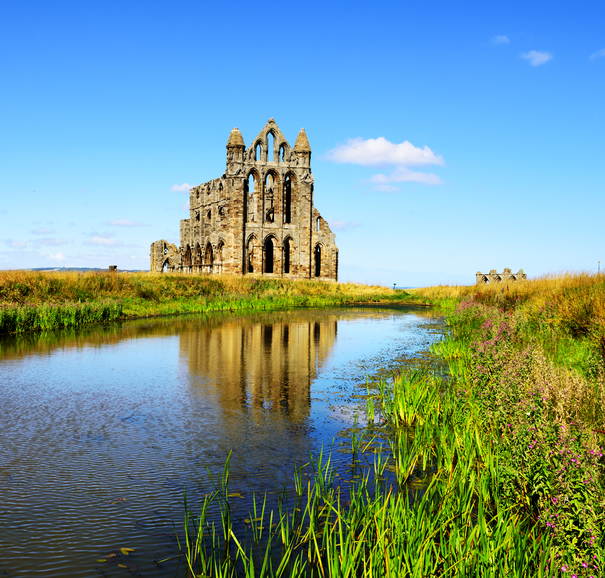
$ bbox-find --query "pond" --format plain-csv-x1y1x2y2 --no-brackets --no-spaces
0,305,443,577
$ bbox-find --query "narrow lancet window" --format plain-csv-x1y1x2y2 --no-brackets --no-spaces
284,176,292,224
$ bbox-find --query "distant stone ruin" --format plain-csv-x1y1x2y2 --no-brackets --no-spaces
476,268,526,284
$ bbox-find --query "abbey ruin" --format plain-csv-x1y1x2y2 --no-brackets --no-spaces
476,269,527,284
150,119,338,280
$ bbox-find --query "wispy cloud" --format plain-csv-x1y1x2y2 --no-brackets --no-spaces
181,199,190,211
490,35,510,45
590,48,605,60
49,252,66,261
38,238,68,246
31,227,55,235
520,50,553,66
326,219,362,232
171,183,193,193
4,239,27,248
369,167,444,188
107,219,147,227
91,236,122,246
324,136,445,191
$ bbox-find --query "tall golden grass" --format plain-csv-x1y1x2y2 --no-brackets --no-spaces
0,269,402,305
415,272,605,334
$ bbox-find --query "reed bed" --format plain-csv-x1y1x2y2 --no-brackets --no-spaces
179,371,561,577
0,299,123,333
0,270,419,334
178,272,605,577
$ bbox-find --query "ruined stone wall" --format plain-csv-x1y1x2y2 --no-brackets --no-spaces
476,268,527,284
151,119,338,280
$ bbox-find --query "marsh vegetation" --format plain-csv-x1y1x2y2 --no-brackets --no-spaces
180,273,605,577
0,270,421,334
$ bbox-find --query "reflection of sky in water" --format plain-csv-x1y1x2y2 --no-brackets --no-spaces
0,306,443,578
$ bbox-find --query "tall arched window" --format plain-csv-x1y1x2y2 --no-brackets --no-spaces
265,174,274,223
204,243,213,274
267,132,274,162
265,237,274,274
314,245,321,278
247,237,255,273
255,142,261,161
284,176,292,224
316,217,321,232
279,145,285,163
283,238,291,274
246,174,256,222
217,241,224,274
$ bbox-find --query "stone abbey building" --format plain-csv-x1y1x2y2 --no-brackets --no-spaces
150,119,338,280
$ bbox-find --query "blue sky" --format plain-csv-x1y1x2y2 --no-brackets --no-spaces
1,0,604,286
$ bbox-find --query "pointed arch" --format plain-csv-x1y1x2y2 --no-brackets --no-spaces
246,234,258,274
283,236,294,275
267,131,275,162
264,170,281,223
245,169,260,223
184,244,192,270
216,239,225,274
283,171,298,224
264,235,277,274
314,243,322,278
204,242,214,274
194,243,202,273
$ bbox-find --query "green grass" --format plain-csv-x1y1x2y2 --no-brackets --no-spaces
0,299,123,333
0,270,427,334
174,278,605,577
177,369,566,577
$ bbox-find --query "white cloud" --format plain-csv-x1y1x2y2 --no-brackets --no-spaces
91,236,121,246
38,238,68,246
181,199,190,212
369,166,444,188
520,50,553,66
325,136,445,191
107,219,146,227
49,252,66,261
4,239,27,248
326,219,362,232
324,137,444,167
490,35,510,45
590,48,605,60
171,183,193,193
31,227,55,235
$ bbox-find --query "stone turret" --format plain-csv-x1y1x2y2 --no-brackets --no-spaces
293,128,311,168
226,127,245,172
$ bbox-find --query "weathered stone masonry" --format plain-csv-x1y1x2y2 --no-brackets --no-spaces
150,119,338,281
476,268,527,284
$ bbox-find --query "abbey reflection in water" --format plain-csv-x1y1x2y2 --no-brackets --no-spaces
180,312,338,421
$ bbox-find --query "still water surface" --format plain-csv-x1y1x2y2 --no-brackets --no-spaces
0,306,443,577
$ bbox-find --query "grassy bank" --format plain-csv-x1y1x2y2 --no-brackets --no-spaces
0,270,422,334
180,371,557,577
178,273,604,577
